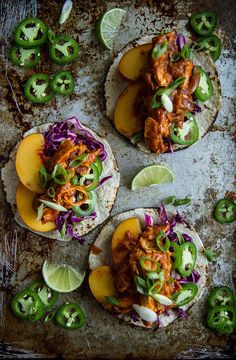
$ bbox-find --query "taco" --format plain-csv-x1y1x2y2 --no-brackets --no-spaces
2,117,120,241
105,31,222,154
88,207,208,328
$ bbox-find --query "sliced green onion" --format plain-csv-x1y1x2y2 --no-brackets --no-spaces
151,95,162,109
47,187,55,198
130,131,143,145
105,296,120,306
156,77,186,97
39,199,67,212
148,271,165,294
156,230,170,251
161,94,173,112
139,256,160,272
39,166,50,188
69,154,88,168
135,275,148,295
152,41,168,59
151,293,173,305
60,221,67,239
147,271,160,280
37,203,44,221
71,175,79,186
59,0,73,24
181,44,192,59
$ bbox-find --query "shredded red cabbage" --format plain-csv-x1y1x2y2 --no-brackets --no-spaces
192,103,202,113
130,311,140,322
160,204,168,225
145,214,154,227
164,307,170,316
43,117,107,161
99,175,112,186
164,137,174,154
175,34,186,51
179,270,200,284
182,233,193,242
178,308,188,320
170,211,185,230
55,209,97,243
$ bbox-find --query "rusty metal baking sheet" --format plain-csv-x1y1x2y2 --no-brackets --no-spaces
0,0,235,359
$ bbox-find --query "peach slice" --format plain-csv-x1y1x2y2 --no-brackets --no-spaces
118,43,152,81
112,218,142,265
15,133,45,194
89,266,115,305
114,82,144,138
16,182,56,232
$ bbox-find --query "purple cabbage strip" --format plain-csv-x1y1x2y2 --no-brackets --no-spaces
182,233,193,242
99,175,112,186
175,34,186,51
145,214,154,227
179,270,201,284
55,209,97,243
192,103,202,114
164,307,170,316
160,204,168,225
164,137,174,154
130,311,140,322
178,308,188,320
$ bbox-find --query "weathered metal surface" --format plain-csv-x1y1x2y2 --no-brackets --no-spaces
0,0,235,359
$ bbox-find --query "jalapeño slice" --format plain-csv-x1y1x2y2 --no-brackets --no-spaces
24,73,55,104
10,45,41,68
14,17,48,48
190,11,217,36
177,242,197,278
54,302,85,330
72,191,97,217
195,35,222,62
172,283,198,307
49,35,79,65
207,305,236,334
194,66,213,102
11,289,45,322
214,199,236,224
208,286,235,308
170,113,199,146
50,70,75,96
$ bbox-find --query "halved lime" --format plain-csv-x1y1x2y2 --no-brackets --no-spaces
96,8,126,50
131,165,175,191
42,261,85,293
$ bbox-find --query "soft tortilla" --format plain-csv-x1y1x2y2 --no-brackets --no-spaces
89,208,208,328
1,122,120,241
105,35,222,153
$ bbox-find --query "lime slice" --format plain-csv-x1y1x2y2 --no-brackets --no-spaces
42,261,85,293
131,165,175,191
96,8,126,50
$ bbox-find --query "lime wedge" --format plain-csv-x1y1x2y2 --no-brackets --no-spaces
131,165,175,191
42,261,85,293
96,8,126,50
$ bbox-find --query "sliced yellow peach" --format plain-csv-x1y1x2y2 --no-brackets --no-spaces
16,182,55,232
15,133,45,194
119,43,152,81
112,218,142,265
89,266,115,305
114,83,144,138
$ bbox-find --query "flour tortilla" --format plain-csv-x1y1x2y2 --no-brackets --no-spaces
105,35,222,153
89,208,208,328
1,122,120,241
